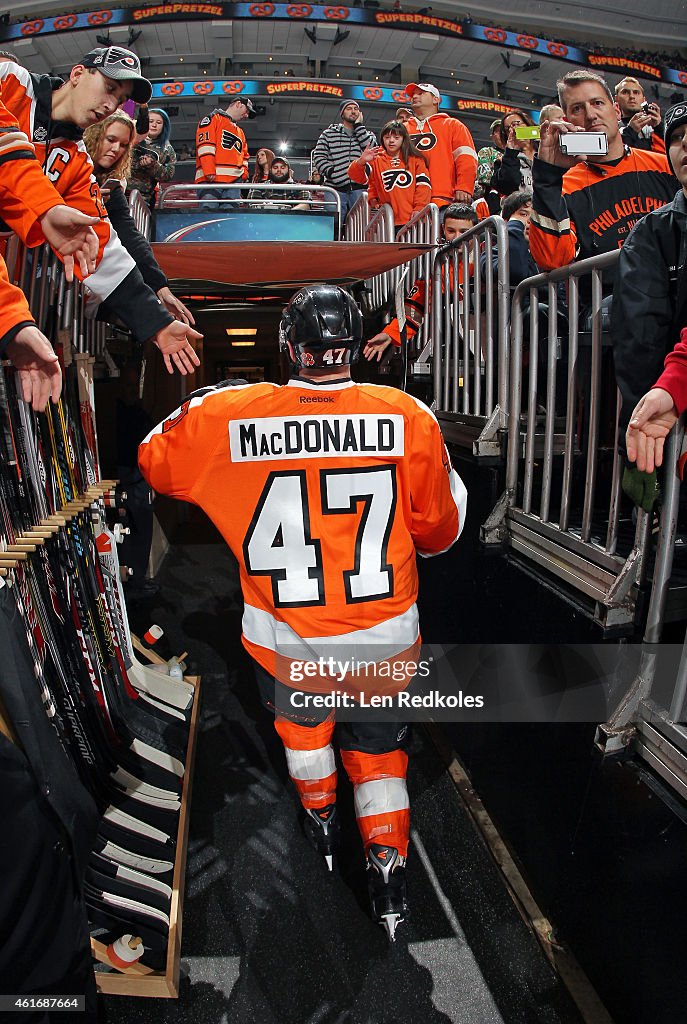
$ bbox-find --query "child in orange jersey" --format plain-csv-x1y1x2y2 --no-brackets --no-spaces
348,120,431,228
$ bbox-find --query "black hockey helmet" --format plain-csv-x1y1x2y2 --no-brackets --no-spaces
279,285,363,370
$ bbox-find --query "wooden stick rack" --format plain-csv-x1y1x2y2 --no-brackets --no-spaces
91,639,201,998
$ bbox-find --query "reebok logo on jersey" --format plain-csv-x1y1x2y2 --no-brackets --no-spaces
381,168,413,191
229,414,404,461
299,396,334,403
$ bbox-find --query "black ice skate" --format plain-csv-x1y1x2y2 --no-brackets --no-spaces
303,804,340,871
367,844,408,942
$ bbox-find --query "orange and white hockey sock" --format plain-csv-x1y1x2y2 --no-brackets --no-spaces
274,717,337,810
340,748,410,857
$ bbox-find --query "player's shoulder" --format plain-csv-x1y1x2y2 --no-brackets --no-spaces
353,382,439,422
187,379,276,409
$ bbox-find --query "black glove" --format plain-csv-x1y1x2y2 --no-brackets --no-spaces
136,105,150,136
622,464,660,513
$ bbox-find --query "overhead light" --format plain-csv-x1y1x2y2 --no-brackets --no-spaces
225,328,257,336
279,141,289,151
231,341,256,347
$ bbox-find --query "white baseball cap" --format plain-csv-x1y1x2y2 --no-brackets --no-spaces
406,82,441,102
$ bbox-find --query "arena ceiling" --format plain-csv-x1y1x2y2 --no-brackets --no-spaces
6,0,687,158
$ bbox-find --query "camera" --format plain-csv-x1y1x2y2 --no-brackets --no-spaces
559,132,609,157
640,100,651,114
133,141,160,164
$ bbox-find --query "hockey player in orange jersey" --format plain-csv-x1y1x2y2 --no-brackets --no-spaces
139,285,467,940
404,82,477,207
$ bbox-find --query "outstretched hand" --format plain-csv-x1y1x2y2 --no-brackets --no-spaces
153,320,202,375
157,287,196,326
5,325,62,411
626,387,678,472
39,206,99,282
363,332,393,362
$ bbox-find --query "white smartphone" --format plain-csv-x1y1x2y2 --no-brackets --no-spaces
559,132,608,156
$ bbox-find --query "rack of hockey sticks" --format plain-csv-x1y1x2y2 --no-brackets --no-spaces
0,237,199,995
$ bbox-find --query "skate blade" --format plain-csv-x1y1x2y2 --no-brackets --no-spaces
381,912,403,942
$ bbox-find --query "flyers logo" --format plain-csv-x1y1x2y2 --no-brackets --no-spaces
193,81,213,95
54,14,77,30
162,82,184,95
221,130,244,153
21,19,44,34
162,401,191,433
484,27,506,42
410,131,436,152
516,34,538,49
547,41,568,57
381,168,412,191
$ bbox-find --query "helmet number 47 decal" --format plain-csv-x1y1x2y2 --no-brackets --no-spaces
322,347,348,365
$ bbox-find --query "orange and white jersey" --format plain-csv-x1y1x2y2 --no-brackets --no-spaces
195,109,249,183
139,378,467,685
406,112,477,206
0,258,35,350
0,62,137,305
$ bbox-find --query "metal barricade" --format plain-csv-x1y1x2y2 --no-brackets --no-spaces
343,193,369,242
159,181,340,216
394,203,440,354
128,188,151,241
483,249,649,630
593,420,687,804
430,215,510,456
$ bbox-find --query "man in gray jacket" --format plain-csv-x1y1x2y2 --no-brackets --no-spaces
312,100,376,232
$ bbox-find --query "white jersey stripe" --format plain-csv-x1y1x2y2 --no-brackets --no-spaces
242,602,420,663
354,778,409,819
284,745,336,782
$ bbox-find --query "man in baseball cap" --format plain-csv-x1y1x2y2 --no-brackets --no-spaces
405,82,441,104
404,80,477,206
80,46,152,105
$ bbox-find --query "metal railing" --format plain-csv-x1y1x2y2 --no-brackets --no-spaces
2,234,107,358
593,420,687,804
394,203,440,355
159,181,340,217
483,249,649,630
343,193,370,242
128,188,151,241
430,215,511,456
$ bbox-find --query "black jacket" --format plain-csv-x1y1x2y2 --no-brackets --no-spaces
491,147,533,196
104,185,167,294
612,189,687,433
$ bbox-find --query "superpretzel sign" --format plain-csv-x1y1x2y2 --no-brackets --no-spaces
151,78,526,119
3,5,684,87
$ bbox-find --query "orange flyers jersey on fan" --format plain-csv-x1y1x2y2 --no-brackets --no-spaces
195,110,249,183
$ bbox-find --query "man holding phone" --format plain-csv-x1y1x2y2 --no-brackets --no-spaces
530,69,675,274
614,76,665,154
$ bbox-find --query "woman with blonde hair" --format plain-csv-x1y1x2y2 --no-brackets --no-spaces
83,112,192,325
